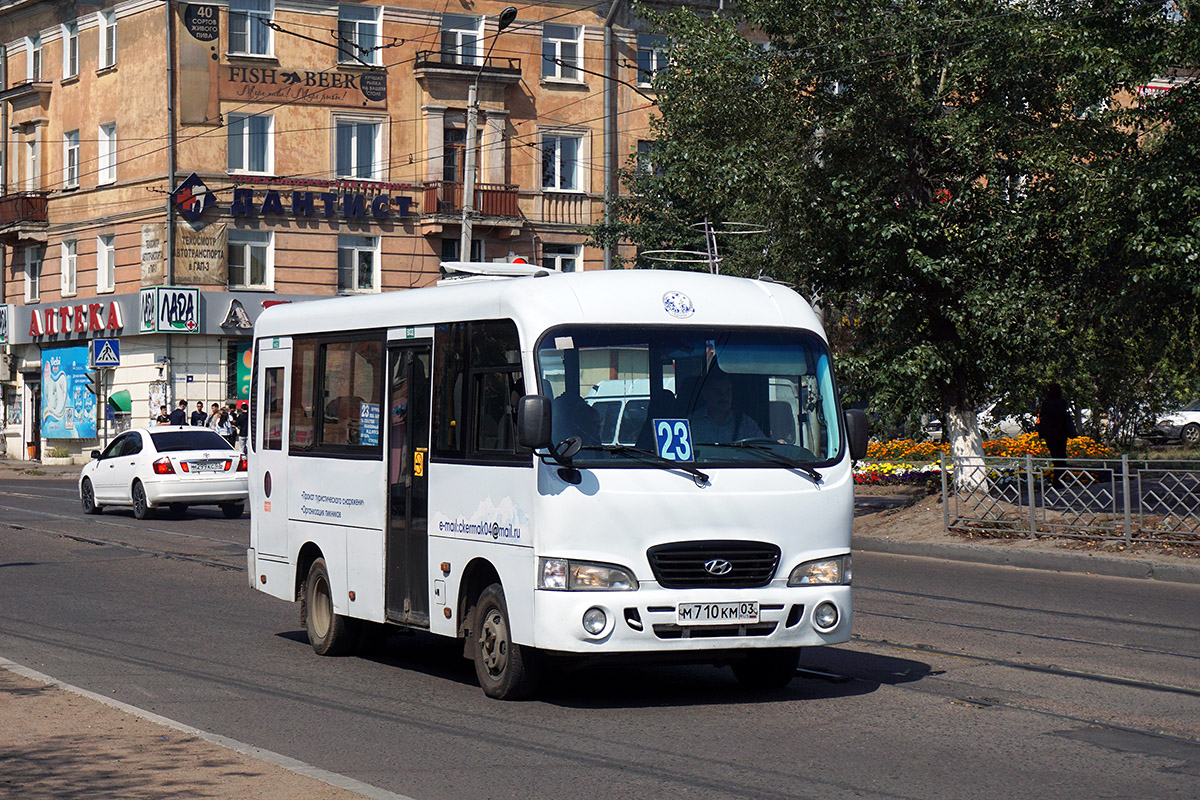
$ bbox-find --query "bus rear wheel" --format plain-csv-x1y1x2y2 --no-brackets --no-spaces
731,648,800,690
470,583,540,700
304,557,359,656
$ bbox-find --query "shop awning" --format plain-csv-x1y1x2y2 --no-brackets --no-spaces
107,389,132,413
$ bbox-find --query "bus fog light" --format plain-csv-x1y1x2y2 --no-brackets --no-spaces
582,607,607,635
813,602,839,631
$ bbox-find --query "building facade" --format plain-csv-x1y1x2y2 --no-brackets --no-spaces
0,0,663,460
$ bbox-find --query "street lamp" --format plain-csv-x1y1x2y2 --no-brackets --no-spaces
460,6,518,261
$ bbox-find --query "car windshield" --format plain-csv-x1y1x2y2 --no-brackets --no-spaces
537,326,844,468
1182,399,1200,413
150,430,234,453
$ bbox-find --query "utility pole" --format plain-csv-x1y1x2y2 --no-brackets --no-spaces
603,1,623,270
461,7,518,261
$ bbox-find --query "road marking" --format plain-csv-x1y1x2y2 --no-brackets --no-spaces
0,655,420,800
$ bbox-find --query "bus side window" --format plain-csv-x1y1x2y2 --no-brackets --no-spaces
264,367,283,450
432,323,467,458
290,338,317,451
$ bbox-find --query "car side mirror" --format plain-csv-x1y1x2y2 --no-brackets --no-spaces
844,409,869,461
90,450,101,460
517,395,552,449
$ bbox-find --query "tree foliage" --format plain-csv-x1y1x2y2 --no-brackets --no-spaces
592,0,1200,450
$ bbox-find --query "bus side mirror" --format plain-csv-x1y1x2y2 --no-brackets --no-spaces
517,395,552,449
844,409,868,461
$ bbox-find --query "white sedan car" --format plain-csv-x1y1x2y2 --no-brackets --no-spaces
1147,400,1200,445
79,426,248,519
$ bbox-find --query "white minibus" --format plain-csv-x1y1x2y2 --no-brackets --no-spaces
247,265,868,699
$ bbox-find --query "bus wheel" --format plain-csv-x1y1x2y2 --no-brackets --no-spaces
731,648,800,690
304,558,359,656
471,583,540,700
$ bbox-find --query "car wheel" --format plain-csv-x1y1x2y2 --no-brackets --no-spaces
80,478,102,515
131,481,153,520
304,557,359,656
1183,424,1200,445
169,503,188,517
470,583,541,700
731,648,800,690
220,502,244,519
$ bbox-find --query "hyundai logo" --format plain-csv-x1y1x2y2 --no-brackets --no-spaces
703,559,733,576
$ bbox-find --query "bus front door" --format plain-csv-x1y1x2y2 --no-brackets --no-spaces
385,344,432,626
253,342,290,559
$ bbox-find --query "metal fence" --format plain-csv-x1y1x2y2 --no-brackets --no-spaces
941,454,1200,545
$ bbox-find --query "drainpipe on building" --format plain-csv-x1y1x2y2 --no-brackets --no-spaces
602,1,623,270
165,1,178,381
2,43,8,304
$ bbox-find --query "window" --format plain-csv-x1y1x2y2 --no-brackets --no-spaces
228,230,272,289
432,320,526,462
263,367,283,450
227,113,272,173
542,133,581,191
440,14,480,65
98,10,117,69
335,118,382,180
636,34,667,86
98,122,117,184
26,36,42,81
443,127,466,183
24,245,43,303
541,243,580,273
63,130,79,188
62,22,79,79
337,234,378,293
289,335,384,454
25,137,40,191
229,0,272,56
97,234,115,293
337,5,380,65
61,240,77,296
636,140,662,176
542,24,581,81
440,237,483,263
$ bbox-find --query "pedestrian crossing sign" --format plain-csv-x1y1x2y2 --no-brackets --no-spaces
92,338,120,367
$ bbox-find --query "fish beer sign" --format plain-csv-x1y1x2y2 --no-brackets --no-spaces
140,287,201,334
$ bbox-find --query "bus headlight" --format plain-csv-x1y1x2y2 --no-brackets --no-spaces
539,558,639,591
788,555,852,586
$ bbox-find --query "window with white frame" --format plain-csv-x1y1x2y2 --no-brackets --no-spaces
337,5,380,65
24,245,43,303
542,24,581,82
62,22,79,79
25,137,39,191
636,139,663,176
228,230,272,289
541,133,582,191
97,235,115,293
337,234,378,293
98,122,117,184
227,113,272,173
98,10,117,69
61,240,78,296
229,0,272,56
27,36,42,81
440,14,480,65
335,117,383,180
636,34,668,86
63,130,79,188
541,243,580,273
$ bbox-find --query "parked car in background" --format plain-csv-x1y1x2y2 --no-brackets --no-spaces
923,399,1031,441
1141,400,1200,445
79,427,248,520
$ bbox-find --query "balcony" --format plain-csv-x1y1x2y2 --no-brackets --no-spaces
414,51,522,83
422,181,520,219
0,192,49,244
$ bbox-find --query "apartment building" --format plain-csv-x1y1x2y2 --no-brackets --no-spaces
0,0,665,460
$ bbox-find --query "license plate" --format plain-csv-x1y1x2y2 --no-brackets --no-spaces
676,601,759,626
190,460,226,472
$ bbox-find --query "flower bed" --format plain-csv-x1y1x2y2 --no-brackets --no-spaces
865,434,1113,463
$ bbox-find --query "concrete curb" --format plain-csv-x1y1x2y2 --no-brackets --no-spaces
852,533,1200,585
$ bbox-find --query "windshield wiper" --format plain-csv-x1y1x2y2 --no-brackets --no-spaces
578,444,710,484
701,442,823,483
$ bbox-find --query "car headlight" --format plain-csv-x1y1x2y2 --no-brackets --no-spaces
539,558,639,591
788,555,852,586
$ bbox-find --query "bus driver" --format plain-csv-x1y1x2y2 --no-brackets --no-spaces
689,368,763,444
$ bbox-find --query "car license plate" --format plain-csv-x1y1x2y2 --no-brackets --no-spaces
190,460,226,472
676,601,759,626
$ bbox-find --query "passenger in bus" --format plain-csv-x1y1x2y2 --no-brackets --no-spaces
690,369,763,443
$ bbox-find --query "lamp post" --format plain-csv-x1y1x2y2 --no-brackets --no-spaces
460,6,517,261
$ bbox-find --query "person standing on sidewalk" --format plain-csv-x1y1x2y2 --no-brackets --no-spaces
191,401,207,427
169,400,187,426
1037,383,1075,488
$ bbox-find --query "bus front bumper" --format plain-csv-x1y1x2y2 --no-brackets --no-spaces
531,584,852,654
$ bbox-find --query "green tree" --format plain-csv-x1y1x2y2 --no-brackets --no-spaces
594,0,1199,460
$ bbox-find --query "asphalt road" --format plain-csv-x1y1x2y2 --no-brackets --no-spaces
2,477,1198,799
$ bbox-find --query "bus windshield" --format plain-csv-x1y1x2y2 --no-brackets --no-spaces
536,326,843,467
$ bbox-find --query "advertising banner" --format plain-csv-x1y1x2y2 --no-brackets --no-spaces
140,287,201,333
235,339,252,399
42,345,97,440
